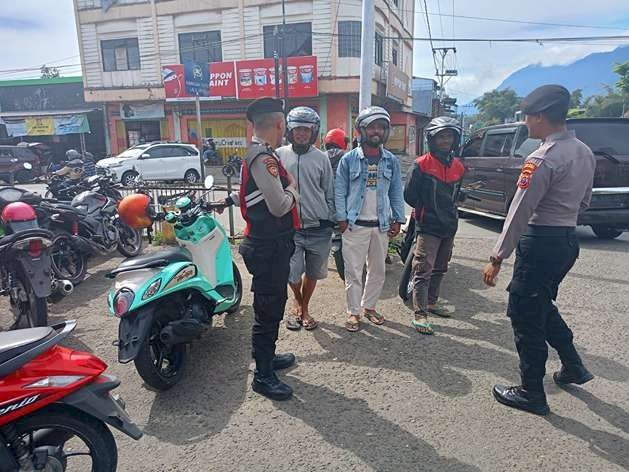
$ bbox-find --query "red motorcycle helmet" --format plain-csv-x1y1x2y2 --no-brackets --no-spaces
118,193,152,229
2,202,38,232
324,128,348,150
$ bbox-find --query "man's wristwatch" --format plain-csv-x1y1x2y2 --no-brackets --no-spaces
489,255,503,267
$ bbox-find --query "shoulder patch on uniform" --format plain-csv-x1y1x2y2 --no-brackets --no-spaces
263,156,279,177
517,161,538,189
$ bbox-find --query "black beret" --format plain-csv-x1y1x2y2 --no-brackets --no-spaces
520,84,570,115
246,97,284,122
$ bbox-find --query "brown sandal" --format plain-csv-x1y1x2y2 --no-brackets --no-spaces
345,316,360,332
363,310,385,325
302,316,318,331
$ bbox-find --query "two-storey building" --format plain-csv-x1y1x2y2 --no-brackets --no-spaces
73,0,416,157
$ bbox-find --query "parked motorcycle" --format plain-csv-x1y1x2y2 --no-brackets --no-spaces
105,175,242,390
0,195,73,328
51,172,143,260
0,320,142,471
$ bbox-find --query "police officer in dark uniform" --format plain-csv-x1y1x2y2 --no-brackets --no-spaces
225,97,299,400
483,85,595,415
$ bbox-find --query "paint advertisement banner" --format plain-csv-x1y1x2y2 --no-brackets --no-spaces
162,56,317,101
1,114,89,136
25,117,54,136
235,56,318,100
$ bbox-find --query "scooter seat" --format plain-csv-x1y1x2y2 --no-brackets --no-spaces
0,326,54,365
106,247,193,278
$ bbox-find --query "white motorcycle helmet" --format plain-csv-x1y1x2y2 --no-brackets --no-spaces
355,106,391,144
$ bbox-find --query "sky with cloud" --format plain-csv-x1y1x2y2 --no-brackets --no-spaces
413,0,629,102
0,0,627,102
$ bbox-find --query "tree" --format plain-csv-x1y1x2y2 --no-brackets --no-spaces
613,62,629,97
569,89,583,108
40,65,60,79
472,88,519,125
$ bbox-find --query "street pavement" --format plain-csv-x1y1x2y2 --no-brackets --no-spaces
0,184,628,471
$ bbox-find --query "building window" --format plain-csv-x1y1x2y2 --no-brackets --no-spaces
263,22,312,58
375,32,384,66
101,38,140,72
338,21,361,58
179,31,222,64
392,48,398,66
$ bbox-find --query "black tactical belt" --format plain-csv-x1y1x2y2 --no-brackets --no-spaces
525,225,576,237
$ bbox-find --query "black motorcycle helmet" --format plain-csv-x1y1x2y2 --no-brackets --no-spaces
425,116,462,164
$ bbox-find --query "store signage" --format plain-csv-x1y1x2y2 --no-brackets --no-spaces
162,56,318,101
386,64,410,103
184,60,210,97
1,114,90,137
120,103,165,120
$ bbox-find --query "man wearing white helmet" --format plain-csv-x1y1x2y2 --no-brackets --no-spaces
277,107,335,331
404,116,465,335
335,106,405,332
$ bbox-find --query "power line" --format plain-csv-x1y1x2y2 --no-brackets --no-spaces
422,0,439,76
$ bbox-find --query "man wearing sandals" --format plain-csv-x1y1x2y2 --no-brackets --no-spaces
335,106,405,332
404,117,465,335
277,107,336,332
484,85,595,415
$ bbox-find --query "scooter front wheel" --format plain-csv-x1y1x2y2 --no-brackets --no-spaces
225,262,243,315
134,321,187,390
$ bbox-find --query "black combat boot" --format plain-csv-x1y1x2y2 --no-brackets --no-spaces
553,364,594,386
252,357,293,401
272,352,296,370
492,384,550,416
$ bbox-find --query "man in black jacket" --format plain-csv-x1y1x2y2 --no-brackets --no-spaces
404,117,464,334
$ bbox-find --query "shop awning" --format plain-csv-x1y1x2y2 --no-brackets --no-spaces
0,108,95,137
0,107,96,119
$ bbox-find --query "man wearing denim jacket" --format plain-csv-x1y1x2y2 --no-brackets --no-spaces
335,106,405,332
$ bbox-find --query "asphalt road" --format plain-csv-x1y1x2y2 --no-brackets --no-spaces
0,189,628,470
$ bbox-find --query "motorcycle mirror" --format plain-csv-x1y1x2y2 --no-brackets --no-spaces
23,162,33,170
204,175,214,189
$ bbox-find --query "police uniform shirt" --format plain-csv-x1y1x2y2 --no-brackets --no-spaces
492,130,595,259
229,137,299,217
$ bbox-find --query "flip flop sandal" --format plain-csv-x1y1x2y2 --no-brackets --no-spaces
285,316,303,331
429,306,452,318
364,311,385,325
345,317,361,332
302,317,318,331
412,318,434,335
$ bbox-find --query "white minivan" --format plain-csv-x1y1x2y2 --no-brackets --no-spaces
96,142,202,186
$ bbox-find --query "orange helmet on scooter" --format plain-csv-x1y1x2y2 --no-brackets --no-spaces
118,193,152,229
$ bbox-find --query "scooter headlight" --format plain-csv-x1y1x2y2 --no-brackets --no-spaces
113,288,134,318
142,278,161,300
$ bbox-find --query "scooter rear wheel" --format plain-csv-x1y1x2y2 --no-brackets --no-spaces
134,320,187,390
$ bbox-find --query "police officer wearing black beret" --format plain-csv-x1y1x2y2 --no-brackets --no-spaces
483,84,596,415
224,97,300,400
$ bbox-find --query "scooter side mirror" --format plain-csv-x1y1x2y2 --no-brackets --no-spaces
204,175,214,189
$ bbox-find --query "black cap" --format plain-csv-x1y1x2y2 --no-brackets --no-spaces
520,84,570,115
246,97,284,123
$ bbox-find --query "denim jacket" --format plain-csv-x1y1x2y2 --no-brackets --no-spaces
334,146,405,232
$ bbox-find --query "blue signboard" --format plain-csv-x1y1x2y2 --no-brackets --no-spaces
184,60,209,97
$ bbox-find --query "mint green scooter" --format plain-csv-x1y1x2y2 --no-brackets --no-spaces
106,176,242,390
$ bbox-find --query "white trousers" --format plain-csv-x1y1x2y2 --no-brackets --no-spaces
342,225,389,315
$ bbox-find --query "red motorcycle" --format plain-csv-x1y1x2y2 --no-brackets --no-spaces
0,320,142,471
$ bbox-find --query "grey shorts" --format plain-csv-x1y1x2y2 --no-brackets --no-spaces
289,227,333,284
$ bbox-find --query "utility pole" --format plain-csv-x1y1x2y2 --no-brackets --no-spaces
281,0,289,114
433,47,457,101
359,0,375,111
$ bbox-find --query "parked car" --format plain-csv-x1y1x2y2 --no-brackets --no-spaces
96,142,202,186
459,118,629,239
0,145,42,183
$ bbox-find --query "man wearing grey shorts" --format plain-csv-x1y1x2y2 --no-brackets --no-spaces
277,107,335,331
